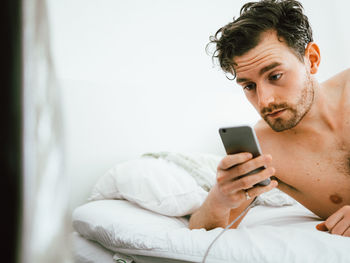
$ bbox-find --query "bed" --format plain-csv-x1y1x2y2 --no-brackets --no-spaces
71,152,350,263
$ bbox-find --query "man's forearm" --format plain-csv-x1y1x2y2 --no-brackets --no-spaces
189,195,254,230
189,196,230,230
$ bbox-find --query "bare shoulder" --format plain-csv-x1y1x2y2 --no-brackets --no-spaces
322,68,350,91
254,120,275,148
254,120,271,140
253,119,287,156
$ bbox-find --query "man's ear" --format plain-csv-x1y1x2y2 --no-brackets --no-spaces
304,42,321,74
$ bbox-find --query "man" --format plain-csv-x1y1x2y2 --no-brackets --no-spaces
189,0,350,236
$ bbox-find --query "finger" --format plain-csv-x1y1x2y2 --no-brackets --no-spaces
329,217,348,235
218,152,253,171
223,166,275,192
219,154,272,183
230,155,272,180
324,209,345,232
316,222,328,231
342,227,350,237
245,179,278,199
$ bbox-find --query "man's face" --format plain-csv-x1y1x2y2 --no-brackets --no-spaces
234,31,315,132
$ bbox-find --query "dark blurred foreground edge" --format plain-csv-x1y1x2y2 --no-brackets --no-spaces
0,0,22,262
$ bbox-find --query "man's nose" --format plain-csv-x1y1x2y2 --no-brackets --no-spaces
257,85,275,108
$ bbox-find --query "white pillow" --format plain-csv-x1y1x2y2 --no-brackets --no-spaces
88,157,208,216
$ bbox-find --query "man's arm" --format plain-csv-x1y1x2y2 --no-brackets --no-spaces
189,189,254,230
189,153,278,230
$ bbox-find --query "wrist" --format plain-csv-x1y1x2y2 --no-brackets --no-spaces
205,186,232,219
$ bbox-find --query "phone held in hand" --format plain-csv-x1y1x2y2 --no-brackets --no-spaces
219,125,271,186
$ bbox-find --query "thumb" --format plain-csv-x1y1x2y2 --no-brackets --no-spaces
316,222,328,231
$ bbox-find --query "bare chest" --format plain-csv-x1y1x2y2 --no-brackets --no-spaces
271,136,350,219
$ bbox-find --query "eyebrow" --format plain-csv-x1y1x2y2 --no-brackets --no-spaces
236,62,282,83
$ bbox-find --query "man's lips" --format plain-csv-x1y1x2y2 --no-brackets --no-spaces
265,108,286,118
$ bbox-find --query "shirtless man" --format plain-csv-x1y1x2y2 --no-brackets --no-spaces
189,0,350,236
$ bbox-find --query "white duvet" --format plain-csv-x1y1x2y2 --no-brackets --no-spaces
73,199,350,263
88,153,297,218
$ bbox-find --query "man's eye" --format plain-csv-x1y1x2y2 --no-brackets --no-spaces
269,73,282,81
243,83,256,91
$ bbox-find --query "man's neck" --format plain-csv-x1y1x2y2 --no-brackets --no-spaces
288,82,337,135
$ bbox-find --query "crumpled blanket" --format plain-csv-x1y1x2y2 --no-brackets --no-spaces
143,151,296,207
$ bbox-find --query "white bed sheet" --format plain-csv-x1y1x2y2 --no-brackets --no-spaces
73,200,350,263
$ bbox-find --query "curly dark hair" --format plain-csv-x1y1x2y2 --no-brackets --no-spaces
208,0,313,79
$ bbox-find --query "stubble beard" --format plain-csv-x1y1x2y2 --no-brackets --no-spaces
262,72,315,132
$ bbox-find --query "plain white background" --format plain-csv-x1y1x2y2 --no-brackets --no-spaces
46,0,350,210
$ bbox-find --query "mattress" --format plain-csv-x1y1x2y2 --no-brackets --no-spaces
72,232,116,263
73,232,192,263
72,199,350,263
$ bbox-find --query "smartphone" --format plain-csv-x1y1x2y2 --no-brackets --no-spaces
218,125,271,186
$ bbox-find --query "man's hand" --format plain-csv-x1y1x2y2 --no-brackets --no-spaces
212,152,278,210
316,205,350,237
188,152,278,230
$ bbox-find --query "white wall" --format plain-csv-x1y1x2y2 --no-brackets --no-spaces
47,0,350,210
